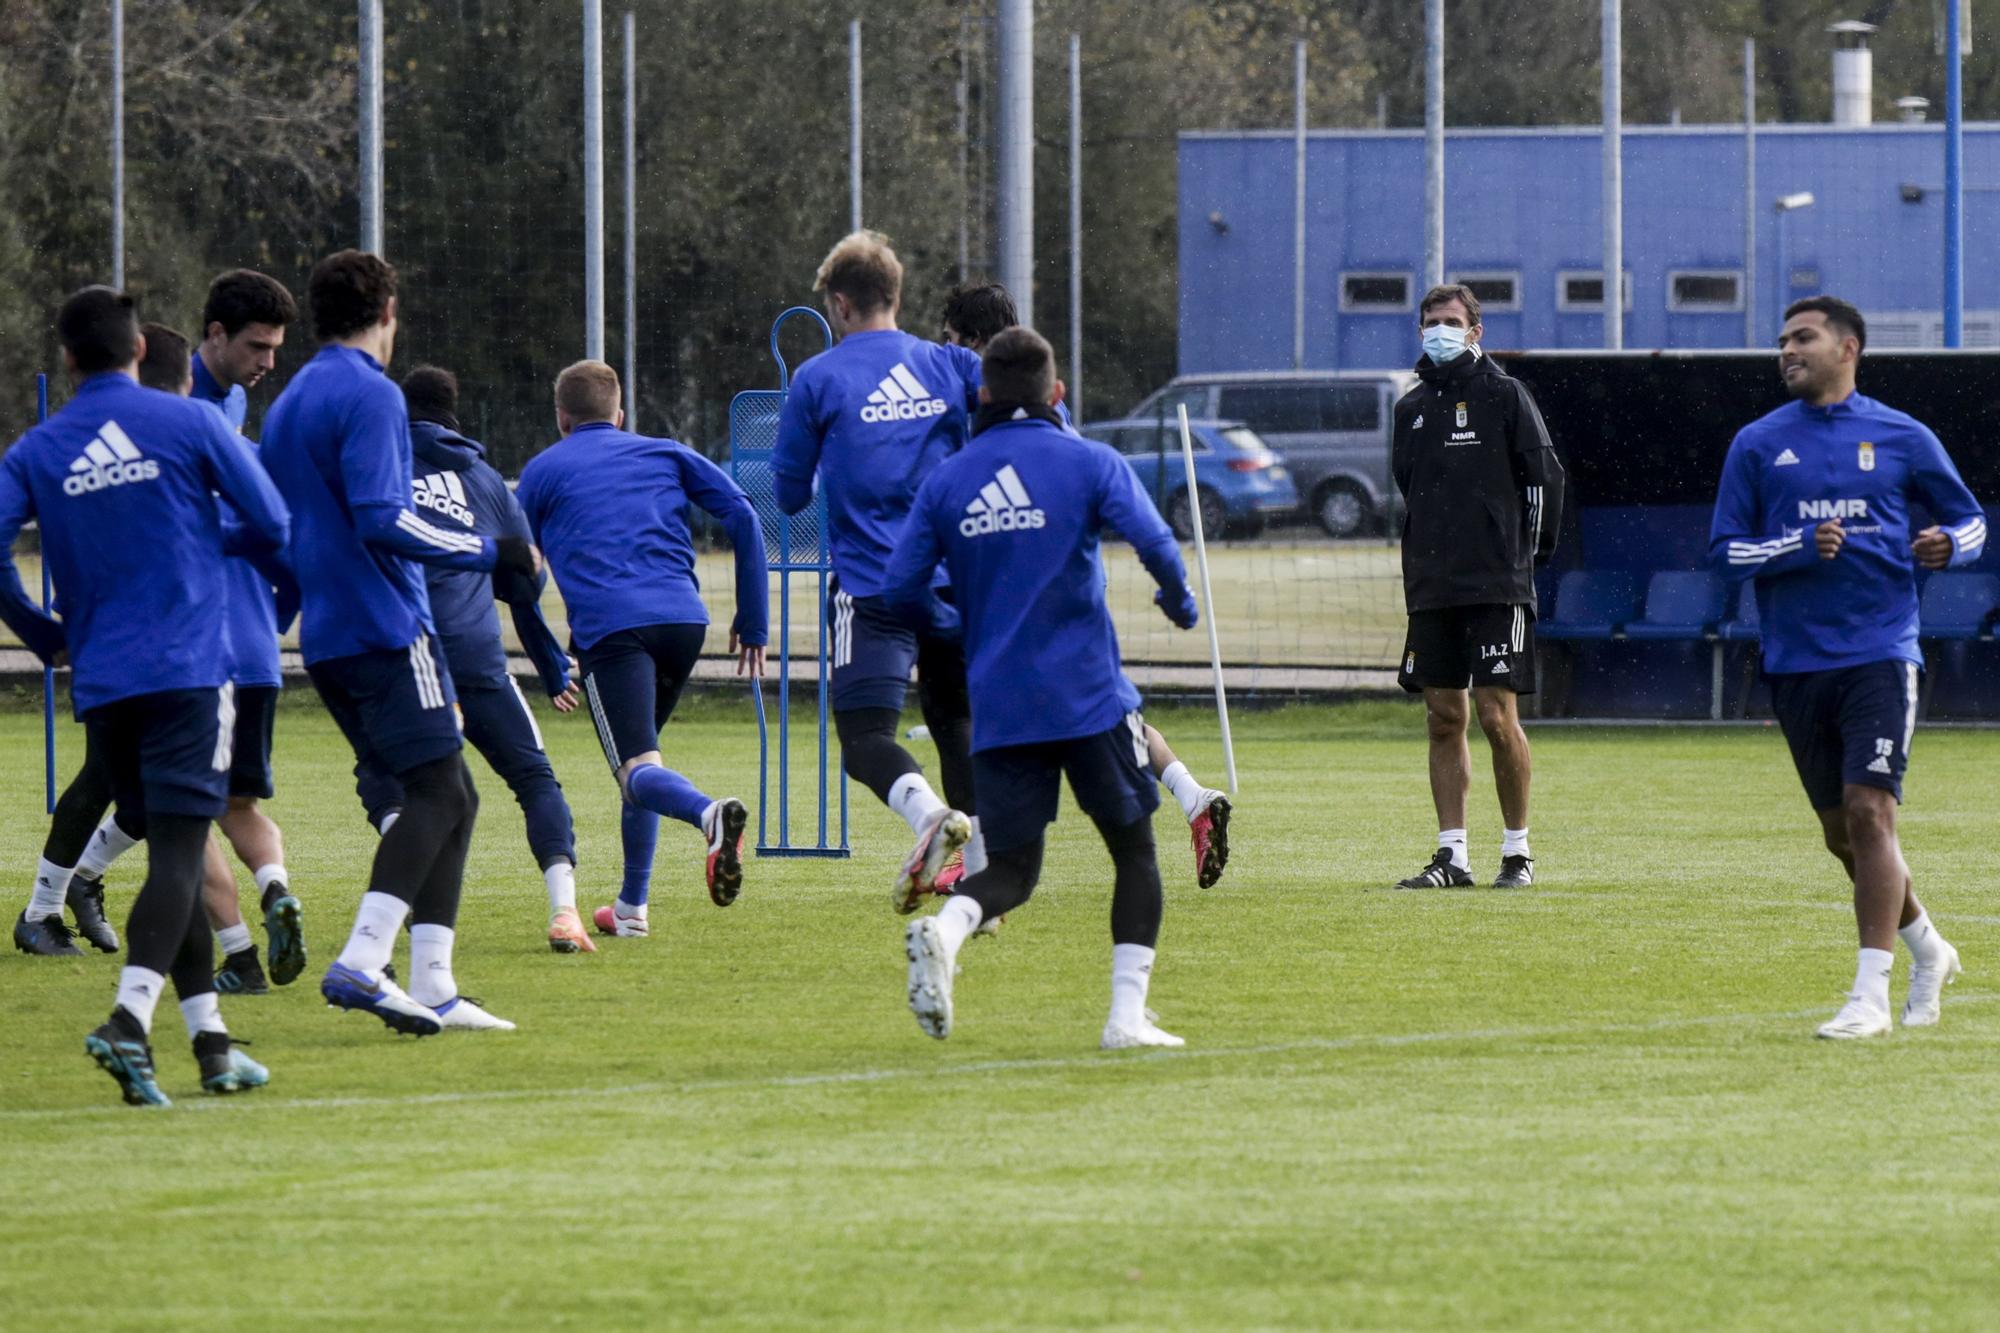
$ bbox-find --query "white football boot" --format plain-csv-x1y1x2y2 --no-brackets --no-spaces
1101,1014,1185,1050
891,809,971,915
431,995,518,1032
1815,993,1892,1040
905,917,955,1040
1901,941,1964,1028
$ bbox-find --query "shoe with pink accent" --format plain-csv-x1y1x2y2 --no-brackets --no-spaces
592,904,650,938
1189,791,1231,888
548,907,596,954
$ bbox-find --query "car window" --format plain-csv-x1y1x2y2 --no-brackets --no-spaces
1218,426,1267,454
1318,384,1380,431
1094,427,1129,454
1149,385,1209,423
1217,385,1320,434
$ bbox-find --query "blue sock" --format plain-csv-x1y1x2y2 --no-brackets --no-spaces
619,803,659,908
625,762,712,829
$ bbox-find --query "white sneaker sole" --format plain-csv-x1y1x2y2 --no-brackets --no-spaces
1815,1011,1892,1040
1101,1021,1185,1050
433,998,518,1032
891,811,972,914
905,918,954,1040
1901,948,1964,1028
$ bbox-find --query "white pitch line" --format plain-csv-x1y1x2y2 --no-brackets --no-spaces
6,993,1995,1123
1416,889,2000,929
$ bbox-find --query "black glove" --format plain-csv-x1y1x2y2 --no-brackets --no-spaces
1156,585,1198,630
494,535,538,578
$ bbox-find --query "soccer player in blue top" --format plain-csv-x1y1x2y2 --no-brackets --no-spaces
517,360,766,938
882,327,1201,1049
773,231,985,913
1709,295,1986,1041
0,286,290,1106
351,365,591,954
262,250,539,1036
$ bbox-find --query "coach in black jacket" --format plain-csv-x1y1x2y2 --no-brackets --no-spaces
1388,283,1564,891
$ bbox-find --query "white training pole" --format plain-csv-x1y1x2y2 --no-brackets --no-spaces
1177,405,1238,793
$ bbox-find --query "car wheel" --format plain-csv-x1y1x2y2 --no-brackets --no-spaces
1314,481,1373,539
1167,491,1229,541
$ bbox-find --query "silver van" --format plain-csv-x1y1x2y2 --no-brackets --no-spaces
1127,370,1416,537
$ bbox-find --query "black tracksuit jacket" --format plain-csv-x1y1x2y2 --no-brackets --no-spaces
1391,349,1566,613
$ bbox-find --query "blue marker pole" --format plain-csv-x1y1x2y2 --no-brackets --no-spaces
1944,0,1964,348
37,373,54,814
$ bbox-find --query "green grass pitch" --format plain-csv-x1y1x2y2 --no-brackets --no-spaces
2,697,1998,1329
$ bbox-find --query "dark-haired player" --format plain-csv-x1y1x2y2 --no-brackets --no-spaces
885,326,1198,1049
1712,294,1985,1040
517,360,764,938
942,281,1233,888
773,232,983,913
354,365,590,953
1,287,289,1104
262,250,538,1035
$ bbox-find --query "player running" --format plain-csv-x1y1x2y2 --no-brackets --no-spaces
942,282,1232,888
262,250,537,1035
352,366,590,953
0,287,290,1105
773,232,984,911
884,327,1200,1048
1711,295,1983,1040
516,360,766,939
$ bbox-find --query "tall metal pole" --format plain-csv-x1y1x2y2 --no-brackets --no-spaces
1292,39,1307,369
1945,0,1965,348
583,0,606,361
1743,39,1757,347
849,20,863,232
359,0,383,255
1068,33,1082,419
996,0,1034,327
1601,0,1623,350
1422,0,1444,288
957,15,970,278
623,11,638,427
110,0,124,287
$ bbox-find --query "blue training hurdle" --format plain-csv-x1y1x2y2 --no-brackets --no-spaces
728,308,850,858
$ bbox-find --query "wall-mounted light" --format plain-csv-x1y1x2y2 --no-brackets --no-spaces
1774,191,1816,213
1208,210,1230,235
1900,182,1927,204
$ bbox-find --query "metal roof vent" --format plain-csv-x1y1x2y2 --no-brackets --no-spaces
1830,21,1878,126
1896,95,1931,124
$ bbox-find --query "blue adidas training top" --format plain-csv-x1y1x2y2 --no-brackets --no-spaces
771,329,981,597
517,422,769,652
192,351,285,689
882,416,1190,752
1709,391,1987,675
259,345,498,665
0,372,290,714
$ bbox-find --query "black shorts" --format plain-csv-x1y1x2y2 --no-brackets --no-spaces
829,580,970,716
307,635,462,779
971,712,1160,855
228,684,279,799
1398,603,1537,695
578,623,706,771
82,686,235,822
1769,660,1921,811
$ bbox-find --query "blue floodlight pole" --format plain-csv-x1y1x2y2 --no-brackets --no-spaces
1944,0,1965,348
39,373,53,814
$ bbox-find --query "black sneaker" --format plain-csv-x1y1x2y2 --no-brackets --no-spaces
84,1007,169,1107
194,1031,269,1094
1494,855,1535,889
14,910,82,956
215,947,270,995
66,873,119,953
1393,848,1474,890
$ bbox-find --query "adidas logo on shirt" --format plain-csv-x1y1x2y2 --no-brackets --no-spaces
1774,448,1801,466
959,464,1046,537
859,363,948,423
413,471,475,527
63,421,160,496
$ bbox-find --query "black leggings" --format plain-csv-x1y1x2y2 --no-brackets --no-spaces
123,813,216,1001
366,754,479,929
41,730,145,867
835,706,975,815
958,814,1162,948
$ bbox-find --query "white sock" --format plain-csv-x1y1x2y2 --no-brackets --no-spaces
962,817,989,877
215,922,254,956
78,816,141,879
27,857,74,921
377,810,400,835
114,966,168,1033
544,860,577,913
253,864,287,895
932,894,983,956
1159,761,1207,822
1438,828,1469,870
1899,912,1950,968
408,923,457,1006
1109,943,1156,1031
1852,947,1895,1012
614,899,647,921
699,799,721,841
335,891,408,976
1501,827,1531,858
178,992,227,1039
887,773,947,835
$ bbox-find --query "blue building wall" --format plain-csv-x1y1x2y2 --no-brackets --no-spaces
1178,124,2000,373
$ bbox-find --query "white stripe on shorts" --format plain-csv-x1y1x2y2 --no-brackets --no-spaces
584,673,620,771
509,675,546,752
1902,661,1919,758
212,682,237,772
409,637,443,710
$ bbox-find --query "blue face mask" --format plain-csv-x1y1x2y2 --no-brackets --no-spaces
1422,323,1470,364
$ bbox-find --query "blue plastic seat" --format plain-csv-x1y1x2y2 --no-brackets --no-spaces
1538,571,1643,641
1918,572,2000,641
1716,581,1761,643
1623,571,1729,641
